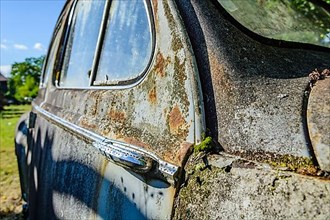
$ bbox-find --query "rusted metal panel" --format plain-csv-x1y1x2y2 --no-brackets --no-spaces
27,0,205,219
307,77,330,172
42,0,204,167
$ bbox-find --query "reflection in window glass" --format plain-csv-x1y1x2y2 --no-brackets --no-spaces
60,0,105,87
42,24,62,87
218,0,330,48
95,0,152,85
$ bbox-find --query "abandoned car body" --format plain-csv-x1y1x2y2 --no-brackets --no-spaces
15,0,330,219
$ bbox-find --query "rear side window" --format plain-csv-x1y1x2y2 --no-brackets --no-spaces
42,23,63,87
58,0,153,88
218,0,330,48
60,0,106,87
94,1,152,85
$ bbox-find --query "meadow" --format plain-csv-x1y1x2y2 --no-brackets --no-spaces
0,104,31,219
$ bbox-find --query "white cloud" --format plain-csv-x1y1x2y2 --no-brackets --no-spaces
14,44,28,50
0,65,12,77
33,42,44,51
0,44,7,49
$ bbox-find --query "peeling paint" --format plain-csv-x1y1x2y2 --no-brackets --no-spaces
154,53,170,77
108,109,126,124
148,86,157,104
122,137,153,152
168,105,186,135
80,117,97,130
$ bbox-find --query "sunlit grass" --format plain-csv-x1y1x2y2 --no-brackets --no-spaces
0,104,31,218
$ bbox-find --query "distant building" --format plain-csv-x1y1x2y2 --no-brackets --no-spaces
0,72,8,93
0,72,8,109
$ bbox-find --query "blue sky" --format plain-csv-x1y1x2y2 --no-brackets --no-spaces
0,0,65,77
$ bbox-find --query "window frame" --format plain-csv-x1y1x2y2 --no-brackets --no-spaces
40,1,72,88
54,0,156,90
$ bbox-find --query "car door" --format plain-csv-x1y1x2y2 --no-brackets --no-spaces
24,0,205,219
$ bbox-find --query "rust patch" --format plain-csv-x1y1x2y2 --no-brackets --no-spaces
154,53,169,77
152,0,159,32
163,107,169,116
308,68,330,88
122,137,153,152
87,91,102,116
108,109,126,123
168,105,186,135
152,0,158,14
163,151,177,165
163,0,175,30
176,142,194,166
173,56,190,112
80,117,97,130
148,86,157,105
172,36,184,52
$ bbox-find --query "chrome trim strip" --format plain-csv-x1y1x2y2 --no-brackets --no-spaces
33,103,179,185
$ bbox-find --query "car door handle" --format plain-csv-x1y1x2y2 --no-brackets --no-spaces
93,141,154,173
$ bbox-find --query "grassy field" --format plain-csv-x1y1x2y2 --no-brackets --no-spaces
0,105,31,219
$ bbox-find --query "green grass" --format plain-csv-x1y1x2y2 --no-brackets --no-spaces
0,104,31,218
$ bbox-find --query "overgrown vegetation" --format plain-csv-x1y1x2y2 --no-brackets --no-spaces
0,105,30,219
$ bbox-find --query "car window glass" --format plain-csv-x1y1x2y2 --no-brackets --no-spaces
94,0,152,85
42,24,63,87
218,0,330,48
60,0,105,87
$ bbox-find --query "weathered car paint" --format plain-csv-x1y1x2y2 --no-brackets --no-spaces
173,0,330,219
26,114,176,219
43,0,204,167
16,0,330,219
17,0,205,219
176,0,330,165
33,103,180,184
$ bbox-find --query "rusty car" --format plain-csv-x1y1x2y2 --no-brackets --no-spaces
15,0,330,219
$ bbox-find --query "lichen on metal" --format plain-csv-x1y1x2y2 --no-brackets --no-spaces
173,153,330,220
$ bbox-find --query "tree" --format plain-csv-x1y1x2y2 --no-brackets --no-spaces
7,56,45,103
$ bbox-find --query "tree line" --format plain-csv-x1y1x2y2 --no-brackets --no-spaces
2,56,44,105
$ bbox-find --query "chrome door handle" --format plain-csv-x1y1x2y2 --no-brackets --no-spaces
93,140,179,185
93,141,154,173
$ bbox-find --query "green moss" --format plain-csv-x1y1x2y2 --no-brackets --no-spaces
195,162,206,171
194,136,213,152
266,155,316,174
